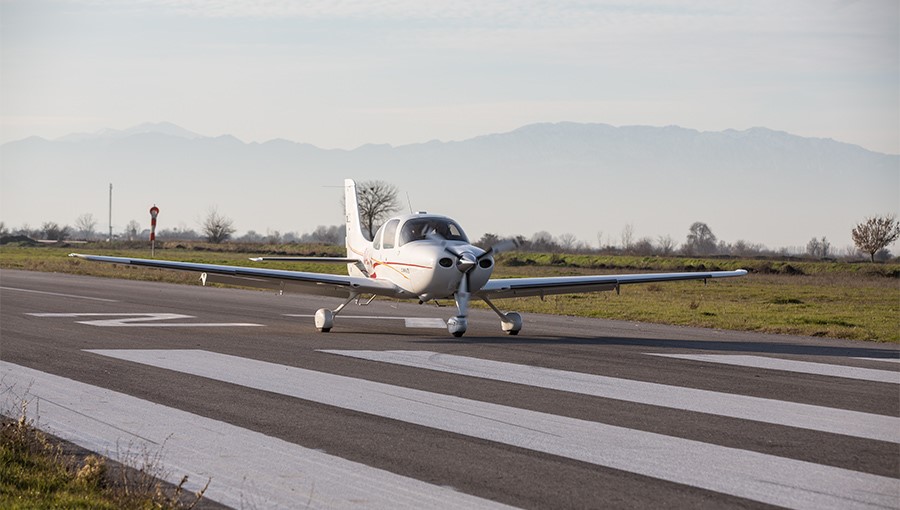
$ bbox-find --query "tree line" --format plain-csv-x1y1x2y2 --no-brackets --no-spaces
2,180,897,262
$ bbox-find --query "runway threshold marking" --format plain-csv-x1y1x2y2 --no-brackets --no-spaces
855,357,900,364
0,361,515,510
27,313,263,327
285,314,446,329
1,286,119,302
318,350,900,443
86,348,899,510
647,353,900,384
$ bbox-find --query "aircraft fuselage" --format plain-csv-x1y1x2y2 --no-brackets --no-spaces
349,213,494,302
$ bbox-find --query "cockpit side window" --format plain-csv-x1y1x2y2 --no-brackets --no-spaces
399,218,469,246
372,225,384,250
382,219,400,249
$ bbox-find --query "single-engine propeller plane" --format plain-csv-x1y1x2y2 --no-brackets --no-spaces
71,179,747,337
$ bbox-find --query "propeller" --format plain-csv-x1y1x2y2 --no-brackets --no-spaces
446,238,520,335
478,238,518,260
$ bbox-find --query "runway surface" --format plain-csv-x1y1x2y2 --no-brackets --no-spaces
1,269,898,509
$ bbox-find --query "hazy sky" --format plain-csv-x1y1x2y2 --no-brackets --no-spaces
2,0,898,154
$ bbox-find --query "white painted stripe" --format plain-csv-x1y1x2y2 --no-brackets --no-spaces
647,354,900,384
1,286,119,302
87,349,899,510
27,313,262,327
0,361,515,510
855,358,900,364
403,318,446,329
285,314,446,329
285,314,403,319
318,350,900,444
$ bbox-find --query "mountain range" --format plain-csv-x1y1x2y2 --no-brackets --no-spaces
1,122,897,249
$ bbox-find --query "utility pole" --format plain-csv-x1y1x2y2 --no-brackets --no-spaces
108,183,113,242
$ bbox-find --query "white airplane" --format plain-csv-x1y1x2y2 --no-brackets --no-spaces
71,179,747,337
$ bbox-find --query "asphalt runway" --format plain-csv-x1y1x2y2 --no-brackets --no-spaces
2,269,898,509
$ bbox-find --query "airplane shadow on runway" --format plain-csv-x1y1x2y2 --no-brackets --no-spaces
413,335,900,359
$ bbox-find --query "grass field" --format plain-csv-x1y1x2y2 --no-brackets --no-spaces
2,242,898,342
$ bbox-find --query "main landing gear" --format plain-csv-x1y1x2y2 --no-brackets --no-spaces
447,295,523,338
483,297,522,336
314,293,358,332
313,292,523,338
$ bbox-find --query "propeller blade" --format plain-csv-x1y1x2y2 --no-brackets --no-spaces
477,238,519,261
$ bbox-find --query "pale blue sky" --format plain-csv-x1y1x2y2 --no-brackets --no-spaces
2,0,898,154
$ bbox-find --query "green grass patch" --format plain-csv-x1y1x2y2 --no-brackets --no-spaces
2,243,898,342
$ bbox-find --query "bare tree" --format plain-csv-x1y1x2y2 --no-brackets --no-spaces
852,215,900,262
558,233,578,252
265,229,282,243
239,230,263,243
74,213,98,240
806,237,831,259
41,222,71,241
125,220,141,241
683,222,717,256
806,238,821,258
657,235,677,255
631,237,655,256
202,207,236,243
355,180,402,240
620,224,634,250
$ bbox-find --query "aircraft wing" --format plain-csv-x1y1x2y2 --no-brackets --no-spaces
68,254,404,299
248,256,360,262
476,269,748,299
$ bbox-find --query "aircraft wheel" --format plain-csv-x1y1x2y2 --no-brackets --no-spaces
501,312,523,335
447,316,467,338
315,308,334,332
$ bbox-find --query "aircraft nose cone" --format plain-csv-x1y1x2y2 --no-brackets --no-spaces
456,252,477,272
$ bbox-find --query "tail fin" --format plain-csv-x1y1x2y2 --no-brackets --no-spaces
344,179,369,260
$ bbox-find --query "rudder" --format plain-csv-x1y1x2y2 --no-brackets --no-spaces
344,179,369,260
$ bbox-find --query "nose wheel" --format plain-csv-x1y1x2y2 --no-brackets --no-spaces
447,316,468,337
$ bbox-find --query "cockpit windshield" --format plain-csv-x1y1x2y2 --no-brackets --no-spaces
399,218,468,246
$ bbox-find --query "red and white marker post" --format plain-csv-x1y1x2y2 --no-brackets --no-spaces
149,205,160,257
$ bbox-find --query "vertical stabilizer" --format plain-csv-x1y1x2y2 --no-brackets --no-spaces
344,179,369,261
